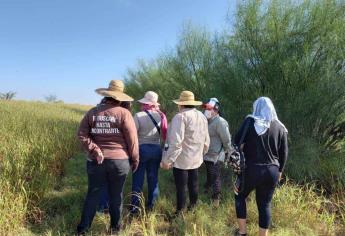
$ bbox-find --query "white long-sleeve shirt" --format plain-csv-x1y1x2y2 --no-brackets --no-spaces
162,108,210,170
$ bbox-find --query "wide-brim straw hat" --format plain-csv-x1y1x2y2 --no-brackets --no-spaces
173,90,202,106
138,91,160,105
95,80,134,102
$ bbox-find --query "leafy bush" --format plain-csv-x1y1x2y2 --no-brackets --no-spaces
125,0,345,189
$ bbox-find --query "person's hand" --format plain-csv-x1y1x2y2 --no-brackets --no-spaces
96,150,104,164
233,177,240,195
278,172,283,182
160,161,172,170
131,161,139,173
233,183,239,195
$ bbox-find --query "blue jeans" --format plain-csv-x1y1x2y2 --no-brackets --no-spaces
131,144,162,212
77,159,130,234
98,185,109,212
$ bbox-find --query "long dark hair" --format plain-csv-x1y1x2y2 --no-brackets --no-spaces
100,97,120,105
120,101,132,111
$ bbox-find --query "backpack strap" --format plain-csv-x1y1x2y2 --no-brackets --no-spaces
144,110,161,134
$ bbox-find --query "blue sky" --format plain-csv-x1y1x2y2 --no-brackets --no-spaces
0,0,236,105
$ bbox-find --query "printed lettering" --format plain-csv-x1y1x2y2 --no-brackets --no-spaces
95,116,116,123
96,122,111,128
91,128,120,134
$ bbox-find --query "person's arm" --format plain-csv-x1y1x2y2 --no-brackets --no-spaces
160,112,168,142
133,113,140,131
77,110,103,162
203,118,210,155
161,113,184,166
217,119,232,153
234,117,251,146
123,111,139,172
278,131,288,173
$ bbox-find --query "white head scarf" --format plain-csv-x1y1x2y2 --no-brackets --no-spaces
248,97,288,135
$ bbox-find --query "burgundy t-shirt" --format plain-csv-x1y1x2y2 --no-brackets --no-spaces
77,102,139,164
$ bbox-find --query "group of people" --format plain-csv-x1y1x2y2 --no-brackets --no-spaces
76,80,288,236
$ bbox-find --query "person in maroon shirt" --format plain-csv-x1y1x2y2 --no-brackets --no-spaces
76,80,139,235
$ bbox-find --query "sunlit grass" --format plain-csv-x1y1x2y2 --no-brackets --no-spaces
30,157,343,236
1,100,344,235
0,100,89,235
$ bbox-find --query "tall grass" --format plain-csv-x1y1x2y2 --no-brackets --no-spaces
32,156,343,235
1,100,344,235
0,100,89,235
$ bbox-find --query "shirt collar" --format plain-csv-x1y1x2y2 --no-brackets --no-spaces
179,108,196,113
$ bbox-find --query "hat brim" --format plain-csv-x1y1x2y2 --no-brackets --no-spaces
173,99,202,106
138,98,160,105
95,88,134,102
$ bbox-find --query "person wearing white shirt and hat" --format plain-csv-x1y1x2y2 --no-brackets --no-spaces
161,90,210,213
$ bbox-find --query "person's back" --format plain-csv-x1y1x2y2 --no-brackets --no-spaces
235,117,288,171
169,107,209,169
131,91,168,213
204,115,231,160
202,98,232,207
160,90,209,213
76,80,139,236
80,102,137,160
233,97,288,236
134,111,162,145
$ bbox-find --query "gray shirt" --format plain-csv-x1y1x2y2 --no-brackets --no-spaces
204,115,232,163
133,111,161,145
162,108,210,169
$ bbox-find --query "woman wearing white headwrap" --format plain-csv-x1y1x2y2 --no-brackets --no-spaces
233,97,288,236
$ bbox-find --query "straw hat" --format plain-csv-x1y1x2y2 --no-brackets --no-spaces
95,80,134,102
173,90,202,106
138,91,160,105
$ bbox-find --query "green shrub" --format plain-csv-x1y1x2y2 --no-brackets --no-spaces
125,0,345,190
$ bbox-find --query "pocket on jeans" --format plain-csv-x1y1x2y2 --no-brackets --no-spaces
123,160,130,173
115,159,130,175
139,144,162,162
